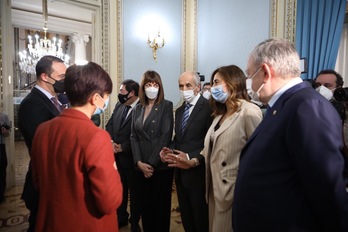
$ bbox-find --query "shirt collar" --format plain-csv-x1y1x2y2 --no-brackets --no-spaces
35,85,57,100
129,97,139,109
187,93,201,106
268,77,303,107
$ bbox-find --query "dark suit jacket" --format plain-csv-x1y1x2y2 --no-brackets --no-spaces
233,81,348,232
18,87,60,203
106,102,136,168
130,100,173,171
173,96,212,190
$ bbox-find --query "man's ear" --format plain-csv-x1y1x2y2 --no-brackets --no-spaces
261,63,273,82
40,73,49,82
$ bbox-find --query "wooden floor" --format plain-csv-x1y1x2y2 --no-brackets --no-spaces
0,140,184,232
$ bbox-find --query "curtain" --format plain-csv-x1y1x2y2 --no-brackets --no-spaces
335,23,348,85
296,0,347,80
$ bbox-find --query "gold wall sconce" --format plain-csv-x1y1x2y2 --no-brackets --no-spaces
147,31,165,62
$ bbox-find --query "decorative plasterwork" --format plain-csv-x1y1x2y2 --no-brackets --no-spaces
270,0,278,38
182,0,197,73
101,0,110,126
270,0,296,43
116,0,123,88
285,0,296,43
175,0,195,110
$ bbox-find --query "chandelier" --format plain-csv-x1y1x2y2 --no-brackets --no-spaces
18,0,70,74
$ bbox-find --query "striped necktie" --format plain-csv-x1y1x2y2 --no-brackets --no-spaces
51,97,62,112
181,103,192,134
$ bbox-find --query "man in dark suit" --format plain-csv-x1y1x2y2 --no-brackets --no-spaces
160,71,212,232
106,79,141,232
233,38,348,231
18,55,67,232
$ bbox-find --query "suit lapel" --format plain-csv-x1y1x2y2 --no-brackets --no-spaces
213,104,241,139
114,103,125,129
135,104,160,141
179,96,205,136
33,88,60,116
244,82,310,149
185,96,204,130
175,103,185,136
143,103,160,131
121,102,139,128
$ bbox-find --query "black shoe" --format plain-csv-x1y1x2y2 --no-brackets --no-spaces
118,220,128,228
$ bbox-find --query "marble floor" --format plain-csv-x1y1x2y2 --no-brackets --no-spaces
0,141,184,232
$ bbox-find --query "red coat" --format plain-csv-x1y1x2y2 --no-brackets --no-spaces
31,109,122,232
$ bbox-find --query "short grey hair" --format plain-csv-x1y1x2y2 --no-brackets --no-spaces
250,38,301,78
179,71,201,86
192,72,201,86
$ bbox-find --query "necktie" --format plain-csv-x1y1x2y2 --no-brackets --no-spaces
51,97,62,112
121,105,131,125
181,103,192,134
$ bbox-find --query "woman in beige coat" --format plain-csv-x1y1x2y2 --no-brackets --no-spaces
202,65,263,232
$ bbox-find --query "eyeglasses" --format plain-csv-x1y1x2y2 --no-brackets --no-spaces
247,67,262,79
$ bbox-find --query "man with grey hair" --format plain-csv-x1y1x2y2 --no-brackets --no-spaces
233,38,348,231
160,71,212,232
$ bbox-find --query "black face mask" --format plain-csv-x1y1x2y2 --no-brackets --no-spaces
48,76,65,93
118,92,130,104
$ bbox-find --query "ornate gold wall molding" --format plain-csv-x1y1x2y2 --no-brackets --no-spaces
270,0,297,43
100,0,111,126
183,0,197,73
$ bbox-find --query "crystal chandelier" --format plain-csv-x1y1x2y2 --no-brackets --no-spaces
18,0,70,75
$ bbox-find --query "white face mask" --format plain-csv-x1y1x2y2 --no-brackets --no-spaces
249,67,264,102
145,86,159,99
246,78,253,97
202,91,211,100
180,87,197,103
246,78,262,106
316,85,333,100
180,90,195,103
251,83,265,102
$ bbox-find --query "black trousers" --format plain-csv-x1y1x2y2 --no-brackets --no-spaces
176,175,209,232
21,163,39,232
134,169,174,232
117,165,140,227
0,144,7,201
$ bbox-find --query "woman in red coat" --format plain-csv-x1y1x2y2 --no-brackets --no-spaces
31,62,123,232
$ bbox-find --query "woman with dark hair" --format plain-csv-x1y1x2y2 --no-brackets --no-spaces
31,62,123,232
202,65,262,232
130,70,174,232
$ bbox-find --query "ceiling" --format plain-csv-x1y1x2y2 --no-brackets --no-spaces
11,0,94,35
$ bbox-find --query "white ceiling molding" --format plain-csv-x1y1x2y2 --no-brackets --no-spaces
11,8,92,36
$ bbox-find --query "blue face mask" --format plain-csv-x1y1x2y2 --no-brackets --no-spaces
93,95,109,115
211,84,229,103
